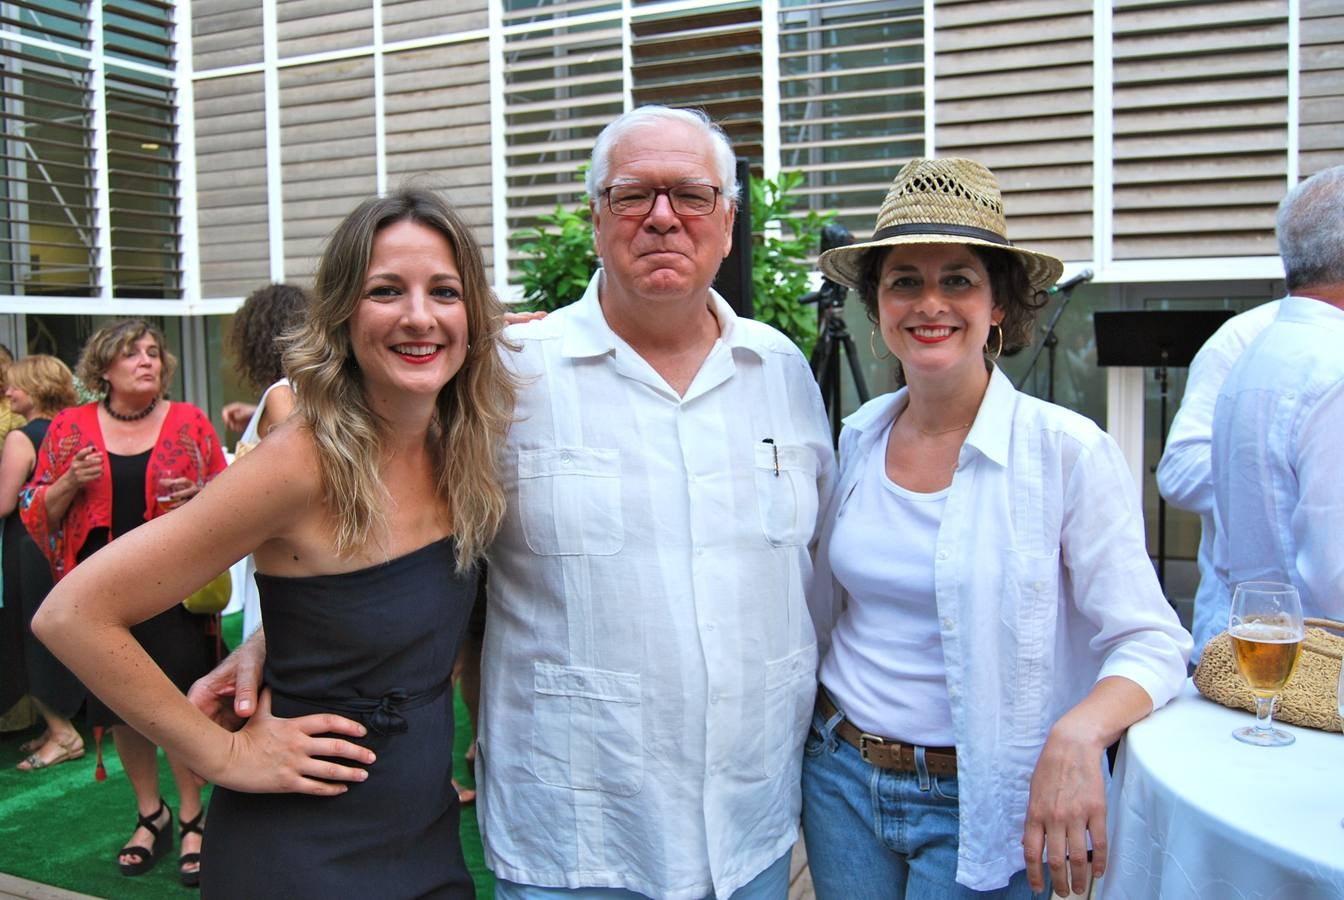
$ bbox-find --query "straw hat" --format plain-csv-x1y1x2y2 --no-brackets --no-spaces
819,157,1064,293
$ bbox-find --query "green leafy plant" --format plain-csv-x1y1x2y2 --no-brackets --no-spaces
512,170,597,313
750,171,836,356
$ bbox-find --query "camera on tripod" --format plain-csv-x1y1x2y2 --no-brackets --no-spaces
803,223,870,444
800,224,857,312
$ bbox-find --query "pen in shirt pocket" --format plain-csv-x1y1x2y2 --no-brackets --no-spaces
762,438,779,476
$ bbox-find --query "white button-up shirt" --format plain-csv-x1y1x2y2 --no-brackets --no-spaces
479,271,834,900
808,367,1191,891
1212,295,1344,622
1156,301,1280,659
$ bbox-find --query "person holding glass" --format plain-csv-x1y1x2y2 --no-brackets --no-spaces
803,158,1192,899
35,189,516,898
21,320,226,884
1,355,84,771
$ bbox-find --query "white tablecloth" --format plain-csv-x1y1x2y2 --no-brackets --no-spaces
1097,680,1344,900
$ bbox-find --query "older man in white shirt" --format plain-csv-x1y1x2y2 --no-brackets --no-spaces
480,107,833,900
1212,165,1344,625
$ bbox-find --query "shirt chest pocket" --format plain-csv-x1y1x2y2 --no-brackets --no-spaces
754,442,820,547
518,447,623,556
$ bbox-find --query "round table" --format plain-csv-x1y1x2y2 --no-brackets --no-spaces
1097,680,1344,899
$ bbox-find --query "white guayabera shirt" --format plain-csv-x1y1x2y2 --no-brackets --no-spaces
479,271,835,900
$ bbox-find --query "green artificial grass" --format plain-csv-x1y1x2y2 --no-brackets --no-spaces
0,612,493,898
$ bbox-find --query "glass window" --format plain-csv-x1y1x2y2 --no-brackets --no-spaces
1,1,182,300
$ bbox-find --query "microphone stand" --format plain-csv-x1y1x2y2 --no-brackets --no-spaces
1015,283,1079,401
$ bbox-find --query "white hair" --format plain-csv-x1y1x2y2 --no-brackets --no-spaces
585,106,740,205
1277,164,1344,292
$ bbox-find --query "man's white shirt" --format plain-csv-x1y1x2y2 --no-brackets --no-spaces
478,271,835,900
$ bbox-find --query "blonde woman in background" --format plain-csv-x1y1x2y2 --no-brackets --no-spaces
1,355,83,771
0,345,33,727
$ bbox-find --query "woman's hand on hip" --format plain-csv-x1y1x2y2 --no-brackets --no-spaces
211,688,375,795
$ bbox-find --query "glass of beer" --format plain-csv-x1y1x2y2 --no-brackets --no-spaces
1229,581,1304,747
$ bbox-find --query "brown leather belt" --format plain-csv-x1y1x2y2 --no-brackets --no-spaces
818,691,957,777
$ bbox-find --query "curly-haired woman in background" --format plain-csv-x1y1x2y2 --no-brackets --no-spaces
224,282,308,639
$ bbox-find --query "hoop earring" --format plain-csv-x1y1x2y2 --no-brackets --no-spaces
869,327,892,361
985,324,1003,361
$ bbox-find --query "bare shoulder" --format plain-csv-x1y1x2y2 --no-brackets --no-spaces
228,417,320,496
1,427,30,454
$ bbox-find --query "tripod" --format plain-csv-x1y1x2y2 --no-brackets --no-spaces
804,224,869,445
806,275,870,445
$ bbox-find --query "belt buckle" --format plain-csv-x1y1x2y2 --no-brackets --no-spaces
858,732,885,764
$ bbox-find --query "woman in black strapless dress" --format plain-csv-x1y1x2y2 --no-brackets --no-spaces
34,189,518,899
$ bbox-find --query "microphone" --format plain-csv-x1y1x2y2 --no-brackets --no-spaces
1049,268,1094,294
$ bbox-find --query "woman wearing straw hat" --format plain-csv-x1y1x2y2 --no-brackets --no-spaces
803,158,1191,898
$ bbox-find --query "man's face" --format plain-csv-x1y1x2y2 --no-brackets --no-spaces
591,120,735,306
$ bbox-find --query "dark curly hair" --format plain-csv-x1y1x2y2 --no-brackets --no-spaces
854,244,1049,356
230,283,309,392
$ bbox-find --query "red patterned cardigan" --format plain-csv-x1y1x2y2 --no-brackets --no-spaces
21,401,227,582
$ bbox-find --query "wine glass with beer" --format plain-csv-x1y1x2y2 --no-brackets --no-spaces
1229,581,1304,747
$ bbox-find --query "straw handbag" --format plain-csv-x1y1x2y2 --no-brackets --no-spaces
1193,617,1344,733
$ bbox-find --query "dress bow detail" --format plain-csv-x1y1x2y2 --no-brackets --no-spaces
364,689,410,736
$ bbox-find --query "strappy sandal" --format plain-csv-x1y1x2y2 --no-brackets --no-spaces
18,730,50,755
119,800,172,877
16,734,85,771
178,809,204,887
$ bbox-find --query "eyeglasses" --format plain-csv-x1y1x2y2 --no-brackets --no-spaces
601,183,721,217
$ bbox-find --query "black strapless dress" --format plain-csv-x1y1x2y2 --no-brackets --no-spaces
201,537,475,899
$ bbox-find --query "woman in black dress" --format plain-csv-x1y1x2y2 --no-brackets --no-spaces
1,355,82,771
23,321,227,885
35,189,517,898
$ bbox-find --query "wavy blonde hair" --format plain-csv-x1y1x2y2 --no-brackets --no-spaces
8,354,78,417
284,189,517,570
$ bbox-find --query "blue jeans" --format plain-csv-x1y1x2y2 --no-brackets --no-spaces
494,849,791,900
801,703,1046,900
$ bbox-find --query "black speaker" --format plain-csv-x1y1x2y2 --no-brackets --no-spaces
713,158,754,319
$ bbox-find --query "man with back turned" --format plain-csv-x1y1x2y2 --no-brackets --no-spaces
1211,165,1344,624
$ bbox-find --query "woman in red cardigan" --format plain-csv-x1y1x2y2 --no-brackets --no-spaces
22,319,225,886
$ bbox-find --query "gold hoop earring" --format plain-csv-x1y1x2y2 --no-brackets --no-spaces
869,327,892,361
985,324,1003,361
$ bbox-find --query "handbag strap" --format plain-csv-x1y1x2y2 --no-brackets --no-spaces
1302,618,1344,659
